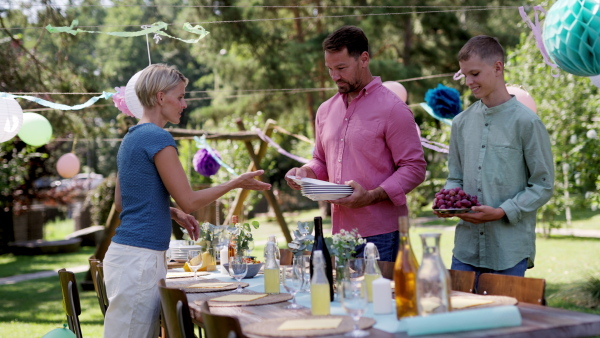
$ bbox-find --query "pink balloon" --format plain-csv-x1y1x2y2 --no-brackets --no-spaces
382,81,408,102
506,85,537,113
57,153,81,179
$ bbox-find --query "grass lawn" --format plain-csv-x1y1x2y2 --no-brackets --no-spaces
1,207,599,337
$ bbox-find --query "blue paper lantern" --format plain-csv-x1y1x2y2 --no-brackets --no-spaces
543,0,600,76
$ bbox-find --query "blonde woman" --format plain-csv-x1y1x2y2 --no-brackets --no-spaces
103,64,271,338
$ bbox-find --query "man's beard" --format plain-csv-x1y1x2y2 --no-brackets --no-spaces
337,80,359,94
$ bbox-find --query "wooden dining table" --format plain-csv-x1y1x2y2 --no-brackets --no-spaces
173,268,600,338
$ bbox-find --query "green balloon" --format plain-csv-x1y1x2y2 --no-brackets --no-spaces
17,112,52,146
42,324,76,338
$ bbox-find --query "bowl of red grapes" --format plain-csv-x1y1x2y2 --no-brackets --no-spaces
433,187,481,214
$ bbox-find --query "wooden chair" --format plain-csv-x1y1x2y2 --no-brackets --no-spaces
279,248,293,266
158,279,199,338
476,273,546,305
88,258,109,316
449,269,476,293
200,301,247,338
377,261,395,280
58,268,83,338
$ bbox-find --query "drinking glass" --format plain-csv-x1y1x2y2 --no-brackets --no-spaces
347,258,365,280
301,255,311,292
341,280,369,337
187,250,203,280
165,248,172,265
228,256,248,293
281,258,304,309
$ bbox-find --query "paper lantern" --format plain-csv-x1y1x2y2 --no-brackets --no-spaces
543,0,600,76
17,112,52,146
0,97,23,143
124,71,144,119
382,81,408,102
591,74,600,88
506,86,537,113
56,153,81,178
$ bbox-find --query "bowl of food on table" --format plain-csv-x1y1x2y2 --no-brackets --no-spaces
223,257,263,278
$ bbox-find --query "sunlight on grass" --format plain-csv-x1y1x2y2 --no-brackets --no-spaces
44,218,75,241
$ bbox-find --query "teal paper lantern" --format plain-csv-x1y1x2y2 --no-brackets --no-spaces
17,112,53,146
543,0,600,76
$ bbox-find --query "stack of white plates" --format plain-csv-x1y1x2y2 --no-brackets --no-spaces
287,176,353,201
169,241,203,262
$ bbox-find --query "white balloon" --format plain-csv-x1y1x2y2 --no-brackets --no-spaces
590,75,600,88
0,97,24,143
124,71,144,119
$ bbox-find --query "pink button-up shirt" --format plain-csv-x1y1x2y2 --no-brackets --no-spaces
306,77,427,237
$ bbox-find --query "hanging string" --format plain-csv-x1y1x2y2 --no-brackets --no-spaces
141,25,153,65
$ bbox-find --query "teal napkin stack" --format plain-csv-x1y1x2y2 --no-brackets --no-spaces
403,306,521,336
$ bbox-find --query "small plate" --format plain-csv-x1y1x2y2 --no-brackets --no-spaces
434,208,471,215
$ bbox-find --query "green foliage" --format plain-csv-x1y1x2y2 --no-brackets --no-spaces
85,174,116,226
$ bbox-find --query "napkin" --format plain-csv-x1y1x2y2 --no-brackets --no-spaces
166,272,196,278
278,318,343,331
187,282,233,289
211,294,268,302
403,306,521,336
451,296,494,309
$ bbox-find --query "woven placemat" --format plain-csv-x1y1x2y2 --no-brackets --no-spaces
166,271,209,279
243,315,376,337
167,278,249,293
207,292,293,307
452,294,518,310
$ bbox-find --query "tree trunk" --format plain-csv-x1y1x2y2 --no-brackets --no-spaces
0,205,14,254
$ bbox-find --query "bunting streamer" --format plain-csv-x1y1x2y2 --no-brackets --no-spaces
194,135,238,176
0,91,114,111
420,137,449,153
254,128,310,164
46,20,209,44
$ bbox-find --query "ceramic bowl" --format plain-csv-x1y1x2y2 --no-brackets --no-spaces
222,263,263,279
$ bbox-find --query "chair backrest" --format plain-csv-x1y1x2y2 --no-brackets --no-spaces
200,301,247,338
279,248,293,266
476,273,546,305
158,279,196,338
449,269,476,293
88,258,109,316
377,261,395,280
58,268,83,338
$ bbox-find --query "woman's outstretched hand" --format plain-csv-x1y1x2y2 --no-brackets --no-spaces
234,170,272,190
170,207,199,241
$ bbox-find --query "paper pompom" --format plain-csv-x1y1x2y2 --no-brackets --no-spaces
112,86,134,117
424,84,462,119
193,148,221,177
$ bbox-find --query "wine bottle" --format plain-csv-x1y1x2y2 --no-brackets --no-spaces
309,216,334,302
394,215,419,319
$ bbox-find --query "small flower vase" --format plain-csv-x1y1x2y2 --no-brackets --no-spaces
205,241,217,271
335,260,350,300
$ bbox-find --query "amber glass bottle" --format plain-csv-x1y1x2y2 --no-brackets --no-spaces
228,215,238,259
394,215,419,319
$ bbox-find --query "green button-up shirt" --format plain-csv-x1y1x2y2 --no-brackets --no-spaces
446,96,554,271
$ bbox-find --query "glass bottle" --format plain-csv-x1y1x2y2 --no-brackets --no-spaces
394,215,419,319
264,235,281,266
310,250,331,315
309,216,334,301
228,215,238,259
364,242,382,302
263,240,280,294
416,233,451,316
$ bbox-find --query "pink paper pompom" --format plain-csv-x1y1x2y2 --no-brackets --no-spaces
112,86,134,117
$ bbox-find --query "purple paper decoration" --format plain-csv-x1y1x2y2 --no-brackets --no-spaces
193,148,222,177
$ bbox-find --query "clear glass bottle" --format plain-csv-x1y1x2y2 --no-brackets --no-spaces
264,235,280,266
310,250,331,315
364,242,382,302
263,240,280,294
394,215,419,319
416,232,451,316
309,216,333,301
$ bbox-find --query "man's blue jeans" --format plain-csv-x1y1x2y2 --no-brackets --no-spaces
354,231,399,262
451,255,529,290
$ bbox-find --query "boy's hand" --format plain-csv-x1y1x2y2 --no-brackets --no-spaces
456,206,506,224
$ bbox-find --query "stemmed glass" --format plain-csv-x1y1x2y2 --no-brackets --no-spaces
341,280,369,337
347,258,365,280
301,255,311,293
187,250,203,280
228,256,248,293
281,258,304,309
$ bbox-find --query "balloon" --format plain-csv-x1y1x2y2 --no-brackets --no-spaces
543,0,600,77
42,325,76,338
17,112,52,146
506,86,537,113
0,97,23,143
382,81,408,102
56,153,81,178
124,70,144,119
